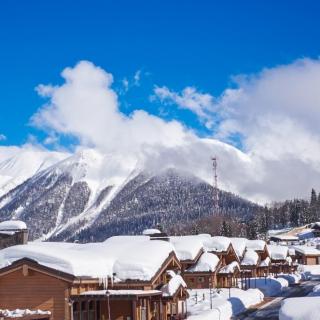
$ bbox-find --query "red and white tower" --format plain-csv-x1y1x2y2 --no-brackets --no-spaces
211,157,219,215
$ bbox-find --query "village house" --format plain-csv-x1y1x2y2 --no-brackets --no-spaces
0,236,188,320
0,220,28,250
267,244,292,275
245,240,271,277
202,236,240,288
292,245,320,265
183,252,221,289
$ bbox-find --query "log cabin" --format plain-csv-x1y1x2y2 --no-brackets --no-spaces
0,220,28,250
240,249,260,278
203,236,240,288
0,237,188,320
169,236,204,273
183,252,221,289
245,240,270,277
267,244,292,275
292,245,320,265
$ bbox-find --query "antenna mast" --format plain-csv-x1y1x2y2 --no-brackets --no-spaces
212,157,219,215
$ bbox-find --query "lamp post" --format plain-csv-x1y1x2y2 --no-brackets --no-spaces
209,277,213,310
106,290,111,320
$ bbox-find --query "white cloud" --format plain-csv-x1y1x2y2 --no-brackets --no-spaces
0,134,6,142
32,61,191,154
29,58,320,204
153,86,216,128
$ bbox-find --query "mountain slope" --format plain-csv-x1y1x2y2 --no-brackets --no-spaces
0,146,67,197
0,148,260,242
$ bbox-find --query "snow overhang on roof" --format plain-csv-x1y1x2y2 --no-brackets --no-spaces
169,236,203,261
0,220,27,231
204,236,231,253
186,252,220,273
267,245,289,260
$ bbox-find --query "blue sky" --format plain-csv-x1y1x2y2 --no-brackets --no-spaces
1,0,320,147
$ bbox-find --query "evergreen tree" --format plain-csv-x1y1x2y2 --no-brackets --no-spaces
246,219,258,239
309,188,318,223
290,199,300,227
220,220,232,237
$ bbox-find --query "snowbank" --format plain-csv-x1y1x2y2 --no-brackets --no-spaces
298,264,320,280
187,288,263,320
279,297,320,320
187,253,220,273
0,309,50,318
239,277,289,296
278,273,301,284
0,220,27,230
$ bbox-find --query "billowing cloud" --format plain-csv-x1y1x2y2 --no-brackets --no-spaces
29,58,320,204
32,61,190,153
153,86,216,128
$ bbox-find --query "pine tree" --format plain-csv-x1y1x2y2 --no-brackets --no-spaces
246,219,258,240
309,188,318,223
220,220,232,237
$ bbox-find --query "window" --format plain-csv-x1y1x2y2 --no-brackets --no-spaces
198,277,205,283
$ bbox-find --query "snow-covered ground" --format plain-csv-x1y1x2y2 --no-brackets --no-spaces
187,288,264,320
298,264,320,280
239,277,289,296
278,273,301,285
279,296,320,320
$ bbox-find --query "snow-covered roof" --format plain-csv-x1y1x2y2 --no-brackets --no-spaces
80,289,162,297
246,240,266,251
267,245,289,260
203,236,231,252
187,252,220,273
288,248,296,256
230,238,247,258
0,237,176,282
270,234,298,241
259,257,271,267
160,272,187,297
293,245,320,256
142,229,161,236
241,250,259,266
0,220,27,230
219,261,240,274
170,236,203,261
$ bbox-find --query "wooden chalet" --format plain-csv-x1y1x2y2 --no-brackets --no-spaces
0,248,188,320
0,220,28,250
183,252,221,289
205,238,241,288
293,245,320,265
245,240,270,277
267,245,292,275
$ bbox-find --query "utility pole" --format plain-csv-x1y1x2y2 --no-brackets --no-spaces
211,157,219,215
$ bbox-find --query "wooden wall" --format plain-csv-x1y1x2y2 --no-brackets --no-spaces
0,267,70,320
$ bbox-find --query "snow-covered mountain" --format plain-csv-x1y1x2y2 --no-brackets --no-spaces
0,146,68,197
0,146,259,241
